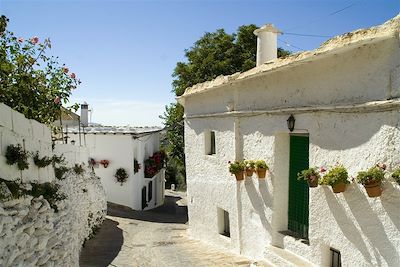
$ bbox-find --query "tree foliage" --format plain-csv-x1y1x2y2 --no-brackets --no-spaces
162,24,291,188
0,15,80,124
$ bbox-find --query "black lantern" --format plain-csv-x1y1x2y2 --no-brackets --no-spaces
287,114,295,132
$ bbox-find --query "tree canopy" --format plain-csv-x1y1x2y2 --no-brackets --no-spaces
163,24,291,189
0,15,80,125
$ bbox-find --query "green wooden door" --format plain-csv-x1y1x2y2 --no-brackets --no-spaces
288,135,309,239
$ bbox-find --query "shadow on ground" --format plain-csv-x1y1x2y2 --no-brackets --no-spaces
107,194,188,224
79,218,123,267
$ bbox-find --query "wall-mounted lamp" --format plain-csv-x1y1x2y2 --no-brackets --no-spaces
287,114,295,132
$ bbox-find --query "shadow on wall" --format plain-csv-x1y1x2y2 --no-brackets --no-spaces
381,182,400,232
343,184,400,266
244,178,272,233
107,195,188,224
323,186,372,263
324,184,400,266
79,218,123,267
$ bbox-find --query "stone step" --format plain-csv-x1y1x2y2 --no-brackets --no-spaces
264,245,314,267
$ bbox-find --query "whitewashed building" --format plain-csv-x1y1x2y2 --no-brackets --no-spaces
178,16,400,266
66,106,165,211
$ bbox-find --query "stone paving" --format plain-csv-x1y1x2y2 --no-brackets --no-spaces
80,190,272,267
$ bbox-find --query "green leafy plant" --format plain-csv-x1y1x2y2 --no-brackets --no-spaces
134,159,141,174
392,168,400,185
356,166,385,185
320,166,349,186
54,166,69,180
5,144,29,170
255,160,269,170
0,178,24,200
244,160,255,170
52,154,66,166
30,182,66,212
115,168,129,185
228,161,245,174
73,164,85,175
33,152,52,168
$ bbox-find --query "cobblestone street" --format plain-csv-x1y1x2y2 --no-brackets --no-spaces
79,191,272,267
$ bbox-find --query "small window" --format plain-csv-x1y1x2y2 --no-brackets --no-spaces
218,208,230,237
205,130,216,155
330,248,341,267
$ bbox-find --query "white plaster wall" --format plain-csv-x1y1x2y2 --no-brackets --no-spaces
0,168,106,267
0,104,106,266
185,111,400,266
0,103,54,183
185,117,242,254
68,132,163,210
184,37,400,117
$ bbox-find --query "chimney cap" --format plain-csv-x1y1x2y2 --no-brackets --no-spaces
254,24,281,36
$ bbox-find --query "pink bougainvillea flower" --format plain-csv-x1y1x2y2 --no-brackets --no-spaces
54,96,61,104
18,37,24,43
30,36,39,44
63,67,69,73
70,73,76,79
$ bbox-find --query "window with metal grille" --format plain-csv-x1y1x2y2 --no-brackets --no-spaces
218,208,230,237
205,130,216,155
330,248,341,267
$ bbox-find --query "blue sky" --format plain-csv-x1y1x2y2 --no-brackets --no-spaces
1,0,399,126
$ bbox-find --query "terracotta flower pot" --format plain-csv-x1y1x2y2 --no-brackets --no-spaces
235,171,244,181
307,175,318,187
245,169,254,177
332,182,346,193
364,181,382,197
256,168,267,179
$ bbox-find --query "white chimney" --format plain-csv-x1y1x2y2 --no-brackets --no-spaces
254,24,280,66
81,102,89,127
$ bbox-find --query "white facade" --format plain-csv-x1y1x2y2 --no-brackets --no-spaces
66,126,165,210
0,104,106,266
180,16,400,266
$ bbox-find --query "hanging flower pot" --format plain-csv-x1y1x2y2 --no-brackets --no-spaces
356,166,385,198
332,182,347,193
364,181,382,197
298,168,320,188
307,175,319,187
256,168,267,179
100,159,110,168
235,171,245,181
245,168,254,177
229,161,245,182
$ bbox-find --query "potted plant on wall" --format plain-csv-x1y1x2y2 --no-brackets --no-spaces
255,160,269,179
320,165,349,193
392,168,400,185
115,168,129,185
100,159,110,168
134,159,141,174
244,160,255,177
228,161,245,181
297,167,320,187
356,165,385,197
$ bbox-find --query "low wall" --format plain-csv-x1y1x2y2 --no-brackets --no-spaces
0,103,107,266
